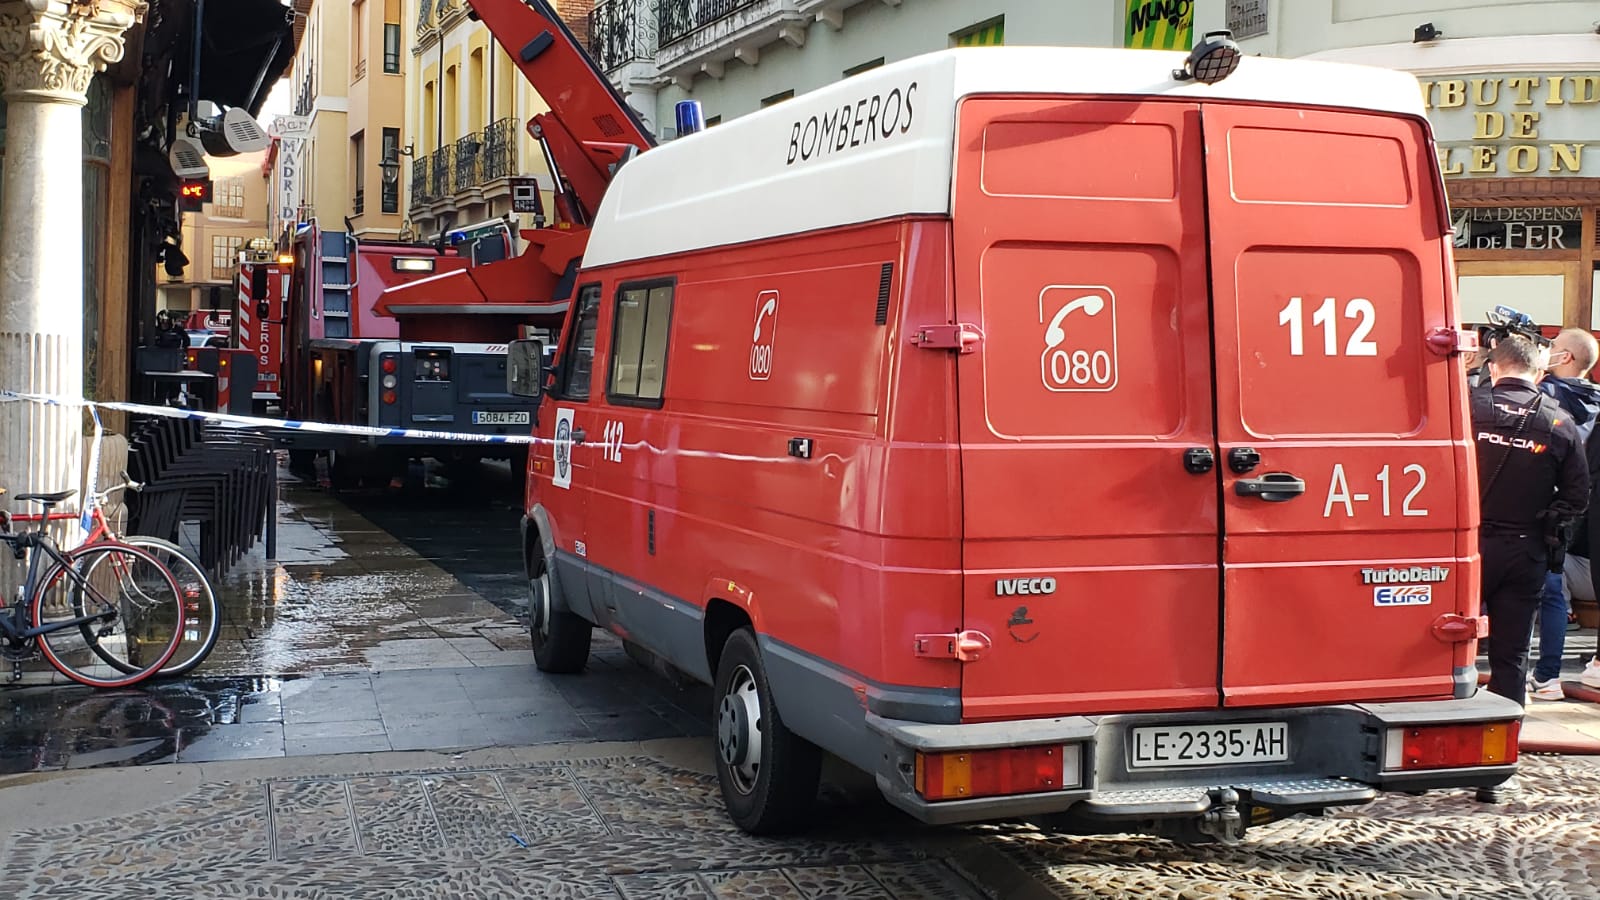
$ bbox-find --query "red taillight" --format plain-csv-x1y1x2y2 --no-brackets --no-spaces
1389,721,1519,770
381,356,397,374
915,745,1066,801
382,390,397,404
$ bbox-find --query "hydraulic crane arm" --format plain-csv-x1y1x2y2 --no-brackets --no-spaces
467,0,656,223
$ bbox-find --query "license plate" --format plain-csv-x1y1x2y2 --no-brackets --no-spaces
473,411,530,425
1128,722,1288,769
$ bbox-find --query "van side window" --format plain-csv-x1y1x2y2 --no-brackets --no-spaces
556,285,602,401
607,280,674,406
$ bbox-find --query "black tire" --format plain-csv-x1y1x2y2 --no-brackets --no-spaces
34,543,184,688
529,548,591,673
713,628,821,834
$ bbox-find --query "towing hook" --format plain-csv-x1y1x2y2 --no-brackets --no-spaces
1197,787,1245,845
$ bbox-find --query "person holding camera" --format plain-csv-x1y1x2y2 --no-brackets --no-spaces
1529,329,1600,701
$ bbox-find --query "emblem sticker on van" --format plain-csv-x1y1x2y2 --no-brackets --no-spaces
1039,285,1118,393
1374,585,1432,607
552,408,575,490
1359,566,1449,585
750,291,779,381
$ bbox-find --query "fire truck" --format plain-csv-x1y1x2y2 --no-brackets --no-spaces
276,220,560,487
232,251,287,412
464,0,1524,842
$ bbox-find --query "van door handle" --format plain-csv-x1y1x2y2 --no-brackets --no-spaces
569,427,587,444
1235,473,1305,502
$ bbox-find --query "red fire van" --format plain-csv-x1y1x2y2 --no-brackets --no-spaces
509,45,1521,841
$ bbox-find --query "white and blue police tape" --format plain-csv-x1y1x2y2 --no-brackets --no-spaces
0,390,546,446
0,389,551,524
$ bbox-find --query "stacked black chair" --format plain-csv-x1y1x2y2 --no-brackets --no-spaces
125,417,277,577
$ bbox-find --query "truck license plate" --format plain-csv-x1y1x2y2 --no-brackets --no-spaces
1128,722,1288,768
472,411,530,425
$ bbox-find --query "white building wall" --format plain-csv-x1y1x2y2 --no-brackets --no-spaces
1230,0,1600,60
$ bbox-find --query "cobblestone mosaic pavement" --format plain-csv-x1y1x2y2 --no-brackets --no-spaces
984,754,1600,899
4,752,1600,898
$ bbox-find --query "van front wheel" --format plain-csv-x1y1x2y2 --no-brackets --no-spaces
713,629,820,834
529,553,591,673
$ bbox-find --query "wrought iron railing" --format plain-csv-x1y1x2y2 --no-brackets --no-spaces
430,144,454,200
590,0,657,72
454,133,482,191
480,118,516,182
658,0,760,48
353,188,364,216
410,155,434,208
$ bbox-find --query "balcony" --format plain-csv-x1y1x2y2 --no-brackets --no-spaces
480,118,515,183
590,0,657,74
654,0,806,86
409,155,433,210
430,144,454,201
454,133,482,193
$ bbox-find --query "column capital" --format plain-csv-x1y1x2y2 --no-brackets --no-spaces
0,0,145,104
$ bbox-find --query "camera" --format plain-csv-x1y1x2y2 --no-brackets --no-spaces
1476,305,1550,350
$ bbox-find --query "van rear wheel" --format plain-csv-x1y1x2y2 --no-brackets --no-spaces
713,629,821,834
529,552,590,673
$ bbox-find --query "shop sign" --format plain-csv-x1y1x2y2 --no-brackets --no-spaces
1125,0,1192,50
1450,206,1581,250
278,138,302,227
1423,73,1599,178
1228,0,1267,40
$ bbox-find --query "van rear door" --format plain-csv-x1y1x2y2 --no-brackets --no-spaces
1201,104,1469,707
951,98,1222,720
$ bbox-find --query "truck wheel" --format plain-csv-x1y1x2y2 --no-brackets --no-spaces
529,551,590,673
713,628,821,834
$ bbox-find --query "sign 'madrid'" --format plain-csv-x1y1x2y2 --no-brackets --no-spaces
1423,73,1599,177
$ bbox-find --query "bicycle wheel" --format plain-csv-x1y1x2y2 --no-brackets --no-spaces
32,543,184,688
78,536,221,677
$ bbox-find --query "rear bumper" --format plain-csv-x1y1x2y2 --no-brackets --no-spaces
865,691,1523,826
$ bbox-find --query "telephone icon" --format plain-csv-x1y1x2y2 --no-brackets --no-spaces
1043,294,1106,350
753,295,778,342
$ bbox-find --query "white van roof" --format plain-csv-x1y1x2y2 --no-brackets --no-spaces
582,47,1428,269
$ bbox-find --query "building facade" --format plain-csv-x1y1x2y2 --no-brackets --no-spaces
587,0,1230,136
157,150,275,319
402,0,576,242
1234,0,1600,332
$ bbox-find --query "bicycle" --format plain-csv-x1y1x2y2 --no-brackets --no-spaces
0,489,185,688
8,477,224,678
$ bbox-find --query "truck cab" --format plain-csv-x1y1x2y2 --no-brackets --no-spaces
508,44,1518,841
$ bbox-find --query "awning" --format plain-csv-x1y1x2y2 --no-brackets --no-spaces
197,0,297,114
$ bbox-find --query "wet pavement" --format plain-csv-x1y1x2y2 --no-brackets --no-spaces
0,465,708,775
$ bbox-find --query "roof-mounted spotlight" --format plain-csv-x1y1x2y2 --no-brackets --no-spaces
1413,22,1443,43
1172,29,1242,85
196,107,271,157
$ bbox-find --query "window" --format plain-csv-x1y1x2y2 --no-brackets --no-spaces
952,17,1005,47
215,179,246,218
381,127,400,213
351,130,365,215
211,235,244,280
352,0,367,79
844,58,884,77
383,0,401,73
760,90,794,108
557,285,602,400
704,115,721,127
607,281,673,405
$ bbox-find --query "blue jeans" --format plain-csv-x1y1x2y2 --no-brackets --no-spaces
1533,570,1568,683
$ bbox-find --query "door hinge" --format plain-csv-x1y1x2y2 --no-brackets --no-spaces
909,324,983,354
914,630,992,662
1426,326,1480,357
1431,613,1487,644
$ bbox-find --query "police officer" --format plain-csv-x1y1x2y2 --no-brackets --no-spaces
1474,333,1589,712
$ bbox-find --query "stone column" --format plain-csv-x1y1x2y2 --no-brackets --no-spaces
0,1,141,514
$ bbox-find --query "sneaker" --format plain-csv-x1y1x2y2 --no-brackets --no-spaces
1530,677,1566,701
1475,774,1520,804
1583,659,1600,689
